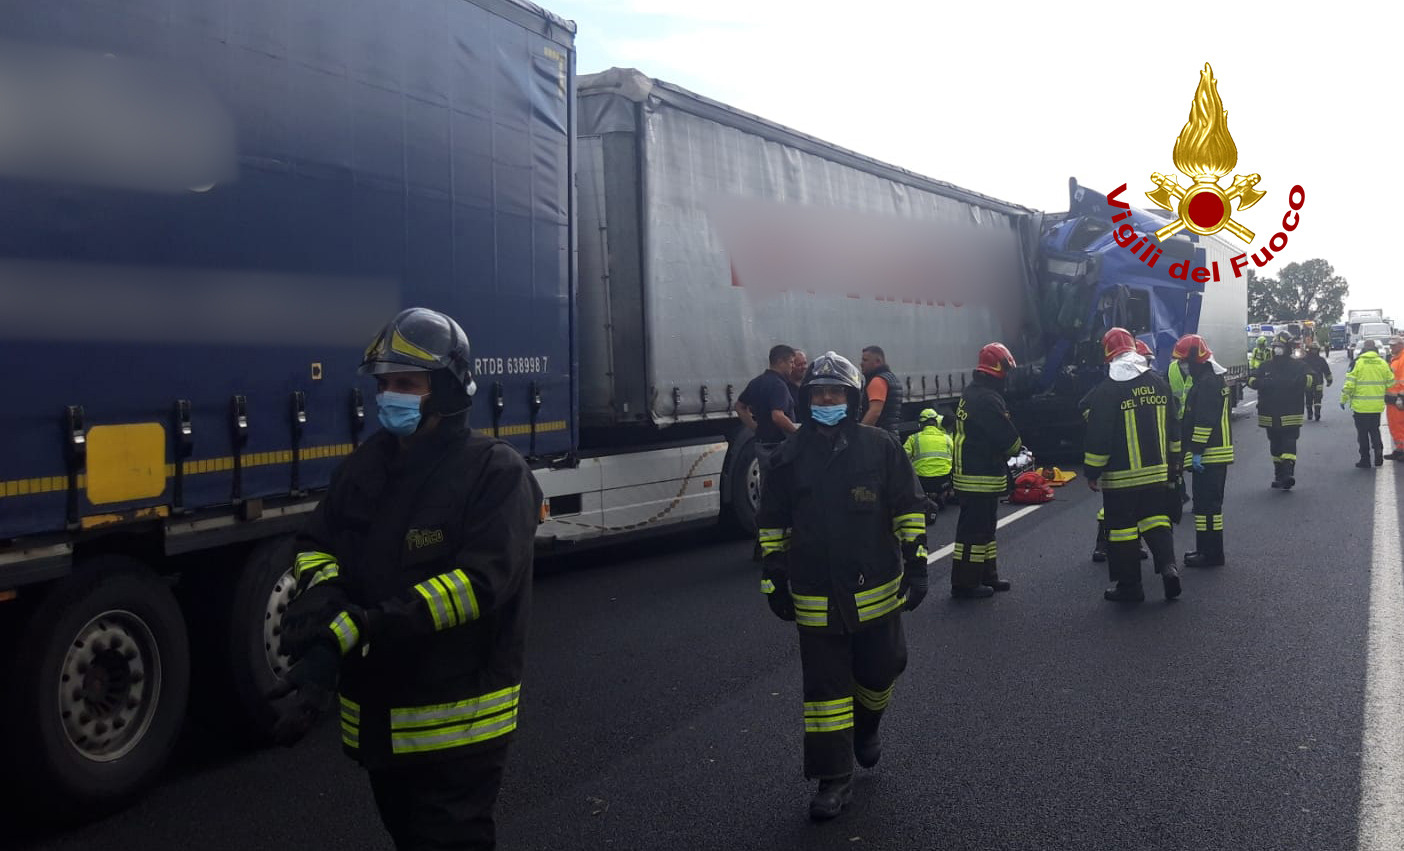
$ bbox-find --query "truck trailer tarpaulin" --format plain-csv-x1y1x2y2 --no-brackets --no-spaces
0,0,577,542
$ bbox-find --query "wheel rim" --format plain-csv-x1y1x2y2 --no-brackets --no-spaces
58,610,162,763
746,457,762,514
262,568,297,679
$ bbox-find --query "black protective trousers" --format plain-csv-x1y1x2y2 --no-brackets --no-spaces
1103,484,1176,588
797,614,907,779
1190,464,1228,561
1355,412,1384,461
1305,386,1325,417
952,493,1000,589
918,474,952,513
368,747,508,851
1266,426,1301,482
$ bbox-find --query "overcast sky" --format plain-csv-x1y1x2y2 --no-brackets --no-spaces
547,0,1399,325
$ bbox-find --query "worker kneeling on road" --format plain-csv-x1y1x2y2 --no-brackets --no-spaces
904,408,954,520
755,351,929,822
1083,329,1182,602
1249,330,1312,490
273,307,543,851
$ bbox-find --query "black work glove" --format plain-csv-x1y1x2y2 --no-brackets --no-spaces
266,641,340,746
279,583,349,659
901,543,930,612
761,556,795,622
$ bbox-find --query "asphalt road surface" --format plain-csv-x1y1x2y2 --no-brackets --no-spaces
15,354,1404,851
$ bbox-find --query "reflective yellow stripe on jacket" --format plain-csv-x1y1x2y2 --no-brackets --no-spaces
412,569,480,631
389,685,521,754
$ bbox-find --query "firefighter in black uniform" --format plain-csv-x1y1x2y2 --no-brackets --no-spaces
1301,341,1333,421
1088,338,1157,562
1249,330,1313,489
950,343,1023,598
756,351,929,822
273,308,543,851
1083,329,1182,602
1173,334,1234,568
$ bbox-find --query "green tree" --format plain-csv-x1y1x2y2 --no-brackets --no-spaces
1246,259,1349,325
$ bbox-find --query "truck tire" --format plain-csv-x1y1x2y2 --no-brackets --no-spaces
728,438,761,536
7,556,190,815
224,535,297,743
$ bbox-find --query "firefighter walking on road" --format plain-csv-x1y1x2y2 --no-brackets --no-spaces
951,343,1023,599
1083,329,1181,602
1174,334,1234,568
1302,341,1333,421
904,408,954,519
1249,330,1313,490
273,308,543,851
755,351,929,821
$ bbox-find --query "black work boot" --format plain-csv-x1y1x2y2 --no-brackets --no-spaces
1314,405,1322,420
982,569,1012,592
1270,461,1284,489
1092,521,1108,563
1184,552,1223,568
854,727,882,769
1356,456,1372,469
1159,562,1182,600
809,775,854,821
1376,453,1385,467
1104,582,1145,602
951,584,994,599
1282,461,1296,489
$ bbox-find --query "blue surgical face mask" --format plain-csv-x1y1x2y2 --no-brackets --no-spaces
377,391,425,436
810,404,848,426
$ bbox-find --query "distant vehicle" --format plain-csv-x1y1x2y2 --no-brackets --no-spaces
1330,324,1348,349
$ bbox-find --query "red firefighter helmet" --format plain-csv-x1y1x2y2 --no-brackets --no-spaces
1172,333,1213,364
1134,339,1154,358
976,342,1017,378
1102,327,1136,362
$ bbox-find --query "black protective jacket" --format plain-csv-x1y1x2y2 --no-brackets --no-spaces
1249,355,1311,427
953,373,1022,495
756,419,926,634
1082,370,1179,489
1301,353,1332,391
1182,367,1234,465
296,417,543,769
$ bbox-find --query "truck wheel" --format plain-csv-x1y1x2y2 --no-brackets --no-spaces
7,556,190,814
224,535,297,742
728,439,761,536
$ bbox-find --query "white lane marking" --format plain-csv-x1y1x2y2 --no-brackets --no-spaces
927,504,1043,563
1358,462,1404,850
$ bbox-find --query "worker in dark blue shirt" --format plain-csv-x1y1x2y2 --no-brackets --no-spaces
736,345,801,446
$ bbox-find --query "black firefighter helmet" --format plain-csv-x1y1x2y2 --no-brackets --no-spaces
360,307,477,415
797,351,863,422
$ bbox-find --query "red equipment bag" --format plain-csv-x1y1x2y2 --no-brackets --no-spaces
1008,471,1055,504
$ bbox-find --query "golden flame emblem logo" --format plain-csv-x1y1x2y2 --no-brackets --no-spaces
1146,63,1265,244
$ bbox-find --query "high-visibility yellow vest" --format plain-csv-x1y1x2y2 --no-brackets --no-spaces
1169,360,1193,420
904,427,953,477
1343,352,1395,414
